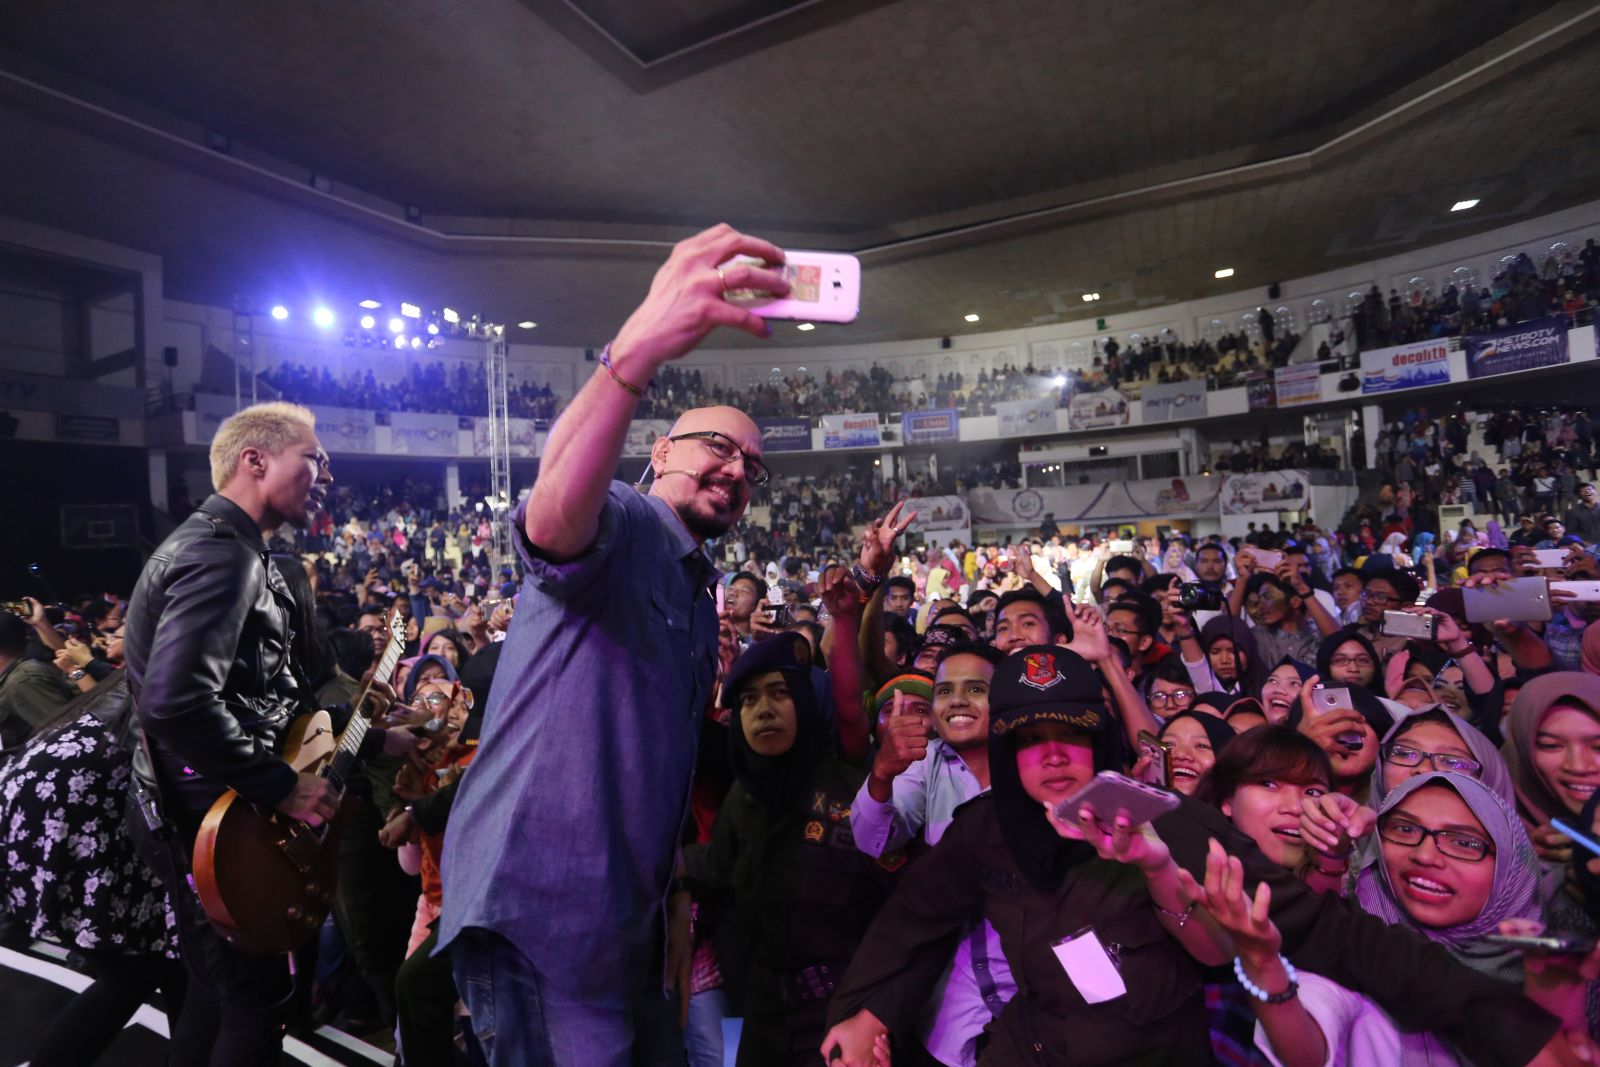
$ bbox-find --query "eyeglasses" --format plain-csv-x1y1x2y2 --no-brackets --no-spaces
1329,655,1375,669
1360,590,1400,605
1378,816,1494,862
1383,743,1482,776
1107,623,1148,640
670,431,770,487
1149,689,1195,708
420,691,454,709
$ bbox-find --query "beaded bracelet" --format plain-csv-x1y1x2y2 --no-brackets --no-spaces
851,563,884,595
597,342,648,397
1233,954,1300,1004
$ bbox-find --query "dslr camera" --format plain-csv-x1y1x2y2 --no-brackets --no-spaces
1177,583,1223,612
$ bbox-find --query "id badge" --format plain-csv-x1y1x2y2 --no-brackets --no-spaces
1052,926,1126,1004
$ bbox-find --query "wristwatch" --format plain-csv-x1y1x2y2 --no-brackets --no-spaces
67,669,86,682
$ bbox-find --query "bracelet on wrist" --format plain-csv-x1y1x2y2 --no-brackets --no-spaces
1234,954,1299,1004
597,342,649,397
1153,900,1195,928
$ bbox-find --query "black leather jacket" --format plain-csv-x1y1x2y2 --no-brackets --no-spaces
124,495,303,814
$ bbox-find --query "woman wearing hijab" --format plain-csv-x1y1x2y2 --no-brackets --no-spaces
1157,711,1237,796
681,638,892,1066
1316,628,1386,698
1185,615,1267,699
1286,678,1394,806
1260,658,1316,725
1187,772,1545,1066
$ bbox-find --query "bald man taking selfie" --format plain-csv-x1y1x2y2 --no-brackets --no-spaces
439,224,788,1067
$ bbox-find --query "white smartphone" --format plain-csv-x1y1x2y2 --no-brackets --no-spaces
1109,540,1134,554
1532,548,1570,569
1551,581,1600,603
1053,770,1180,829
722,250,860,323
1249,549,1283,570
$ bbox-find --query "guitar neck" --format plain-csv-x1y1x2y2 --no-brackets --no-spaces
332,629,406,767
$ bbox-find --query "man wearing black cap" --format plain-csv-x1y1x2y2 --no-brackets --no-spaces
820,646,1566,1066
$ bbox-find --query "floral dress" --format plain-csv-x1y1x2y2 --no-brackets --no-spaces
0,684,176,956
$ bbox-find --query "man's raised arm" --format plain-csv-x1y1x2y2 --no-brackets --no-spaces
525,224,788,560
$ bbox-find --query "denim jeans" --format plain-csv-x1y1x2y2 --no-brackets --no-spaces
684,987,728,1067
450,927,684,1067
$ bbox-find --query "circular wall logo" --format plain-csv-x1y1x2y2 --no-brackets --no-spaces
1012,490,1045,519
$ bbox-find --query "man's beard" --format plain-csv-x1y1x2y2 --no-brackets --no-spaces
677,497,740,540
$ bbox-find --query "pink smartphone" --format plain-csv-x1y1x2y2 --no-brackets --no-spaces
722,251,860,323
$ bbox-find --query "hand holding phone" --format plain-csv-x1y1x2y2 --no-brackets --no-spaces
722,251,860,323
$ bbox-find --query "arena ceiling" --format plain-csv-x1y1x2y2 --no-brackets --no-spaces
3,0,1600,348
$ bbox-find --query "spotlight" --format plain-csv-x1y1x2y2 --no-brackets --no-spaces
360,314,377,330
410,336,423,350
312,307,335,328
517,321,537,330
270,305,289,320
400,302,422,319
1052,375,1067,387
797,323,816,332
359,299,382,309
389,317,405,334
443,307,460,324
1214,268,1235,279
1451,199,1479,212
427,322,440,336
964,313,980,322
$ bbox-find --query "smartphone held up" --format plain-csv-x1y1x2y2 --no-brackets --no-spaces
721,251,860,323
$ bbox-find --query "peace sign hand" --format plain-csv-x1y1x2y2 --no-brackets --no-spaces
861,501,916,577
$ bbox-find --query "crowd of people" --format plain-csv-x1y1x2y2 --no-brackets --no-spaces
8,224,1600,1067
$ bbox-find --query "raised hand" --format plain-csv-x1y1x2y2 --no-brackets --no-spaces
1013,543,1036,582
819,566,862,621
610,224,790,374
871,691,929,783
1299,791,1376,859
1066,603,1111,662
862,501,917,578
1176,838,1282,962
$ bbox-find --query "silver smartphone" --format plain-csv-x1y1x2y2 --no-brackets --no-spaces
1380,610,1437,641
1053,770,1180,828
1462,576,1552,624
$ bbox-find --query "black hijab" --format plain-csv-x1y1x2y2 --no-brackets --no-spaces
987,646,1117,892
1199,615,1267,698
724,639,827,814
1160,709,1239,754
1315,627,1387,698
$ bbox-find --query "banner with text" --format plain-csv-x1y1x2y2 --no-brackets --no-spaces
1141,380,1207,422
757,417,813,453
1360,338,1452,394
312,406,377,454
901,408,960,444
969,477,1221,526
996,397,1060,437
1066,390,1129,431
389,412,465,456
821,412,882,449
903,494,971,545
1221,469,1311,514
1465,316,1569,379
623,420,674,457
1274,365,1323,408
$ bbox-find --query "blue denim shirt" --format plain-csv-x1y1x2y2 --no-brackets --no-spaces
437,483,719,999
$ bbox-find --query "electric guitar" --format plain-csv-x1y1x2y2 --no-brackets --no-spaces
191,608,407,953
